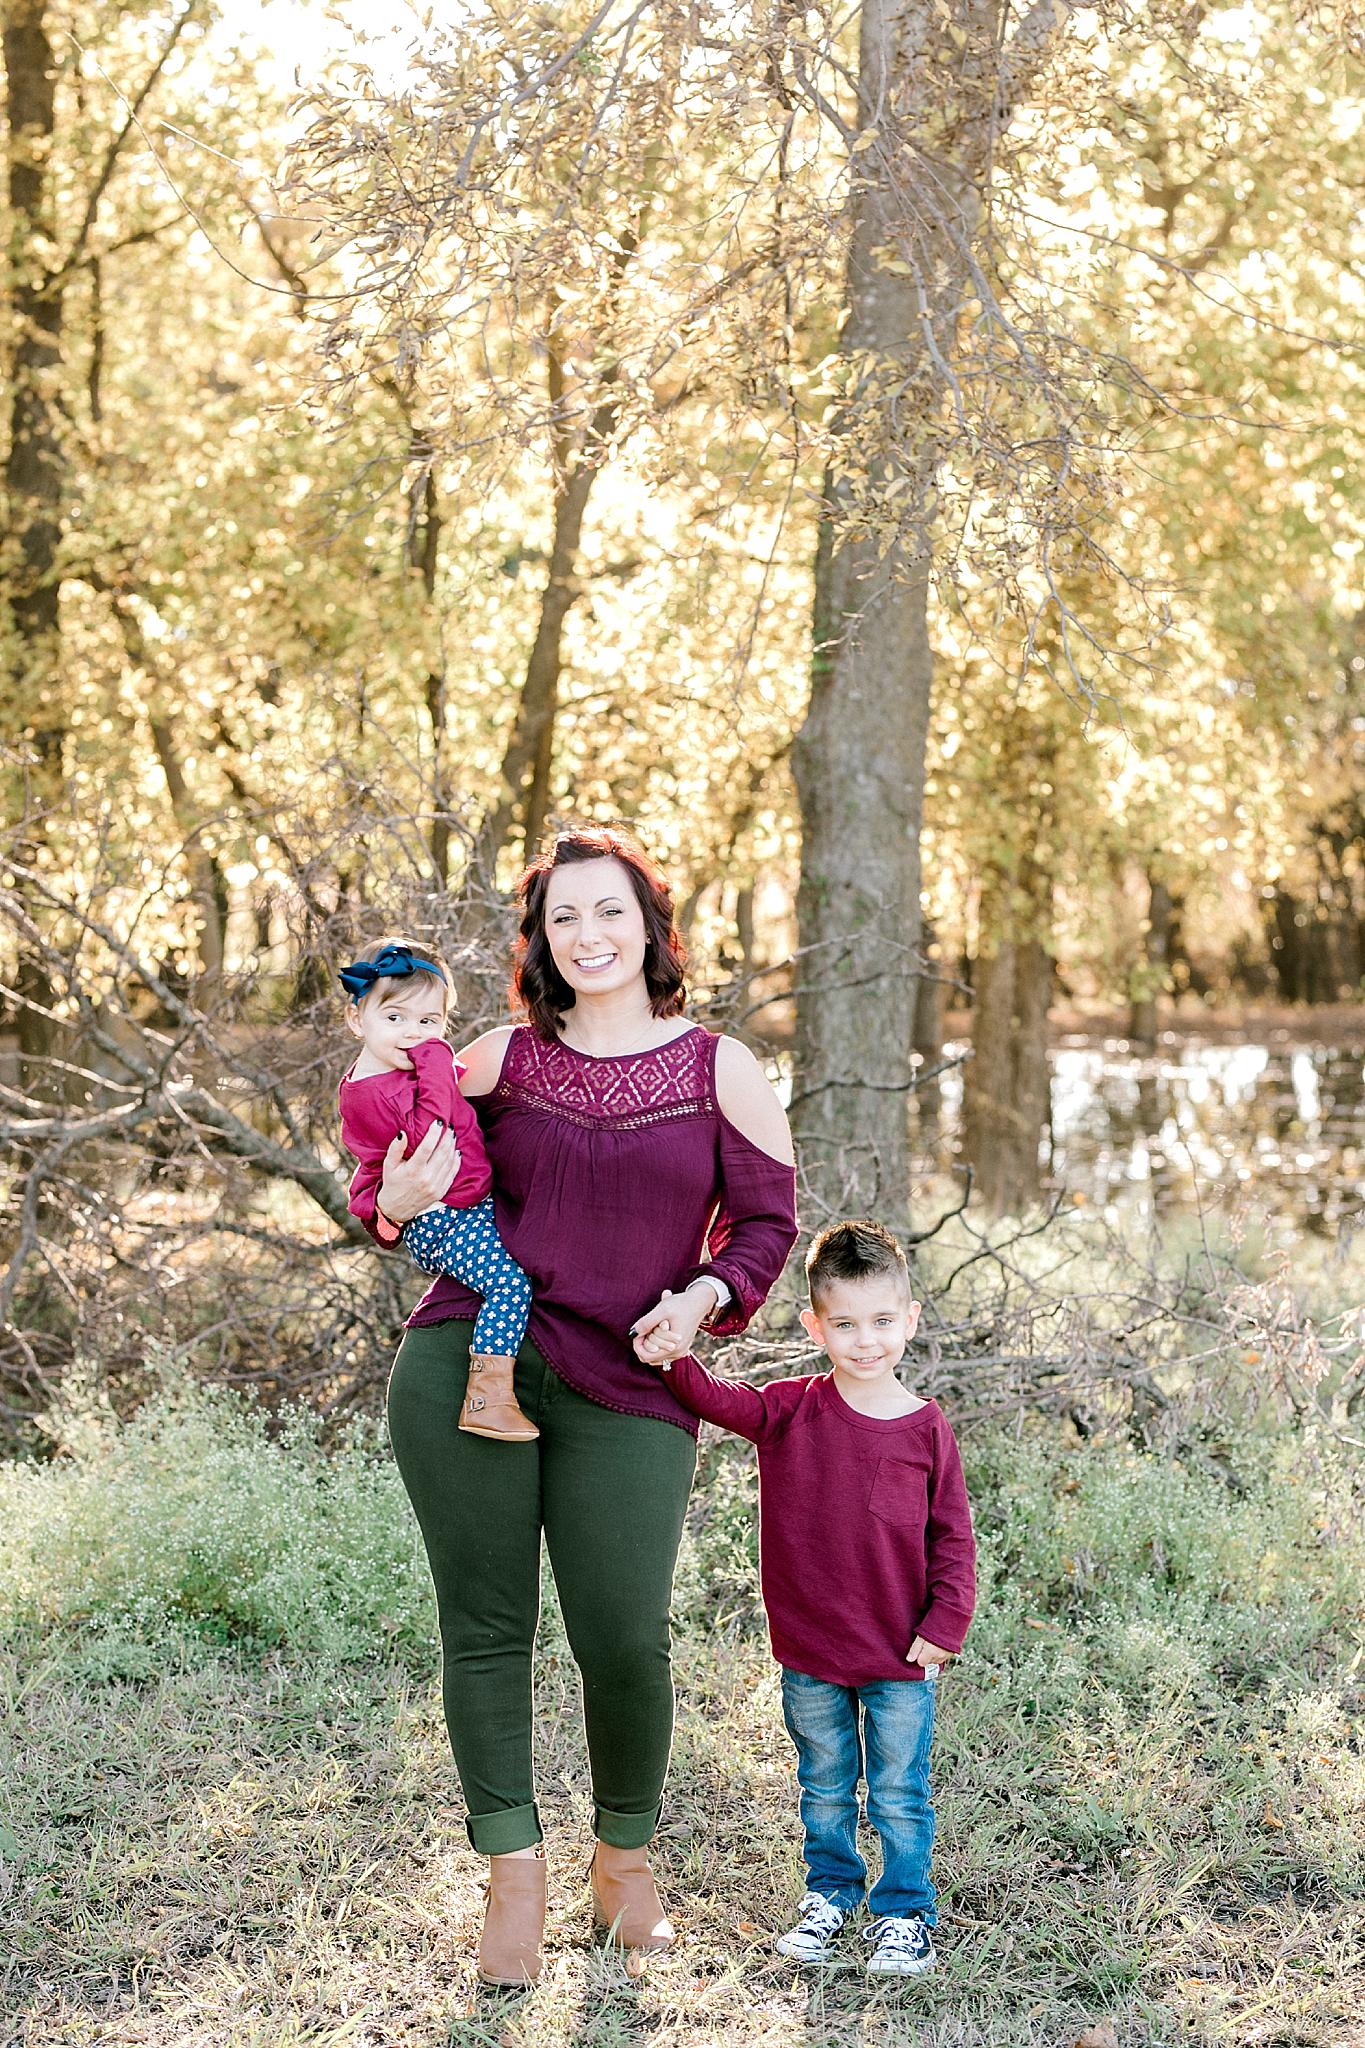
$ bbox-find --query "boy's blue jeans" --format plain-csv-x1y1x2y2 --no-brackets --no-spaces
780,1667,937,1922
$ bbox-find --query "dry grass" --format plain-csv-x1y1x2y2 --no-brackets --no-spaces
3,1628,1361,2048
2,1390,1362,2048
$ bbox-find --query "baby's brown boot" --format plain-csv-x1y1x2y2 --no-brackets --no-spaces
460,1354,539,1441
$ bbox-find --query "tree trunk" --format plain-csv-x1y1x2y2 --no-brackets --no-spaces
794,513,930,1215
963,867,1053,1214
1014,935,1053,1182
146,716,228,982
964,936,1013,1212
791,0,941,1219
477,386,616,874
414,465,454,886
476,207,655,880
734,883,756,981
4,0,66,1084
1129,875,1174,1045
97,578,230,983
912,915,947,1119
791,0,1070,1218
1268,889,1306,1003
3,0,62,742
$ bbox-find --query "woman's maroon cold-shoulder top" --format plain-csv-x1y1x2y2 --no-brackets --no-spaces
399,1024,798,1434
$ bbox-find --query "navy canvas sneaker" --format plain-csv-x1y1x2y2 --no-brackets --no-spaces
863,1914,937,1975
774,1893,847,1963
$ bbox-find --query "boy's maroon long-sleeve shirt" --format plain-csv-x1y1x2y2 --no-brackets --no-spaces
338,1038,492,1224
665,1357,976,1686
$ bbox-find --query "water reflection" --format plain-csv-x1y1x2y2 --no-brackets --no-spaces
924,1040,1365,1232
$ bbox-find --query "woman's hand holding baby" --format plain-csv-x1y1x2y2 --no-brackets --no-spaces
377,1119,461,1225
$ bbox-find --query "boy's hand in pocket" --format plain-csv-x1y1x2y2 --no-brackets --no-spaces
906,1635,952,1673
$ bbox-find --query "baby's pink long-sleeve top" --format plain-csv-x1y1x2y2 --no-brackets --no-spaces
338,1037,492,1225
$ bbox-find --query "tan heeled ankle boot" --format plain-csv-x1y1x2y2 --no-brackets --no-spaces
460,1354,539,1441
478,1849,547,1986
590,1841,674,1952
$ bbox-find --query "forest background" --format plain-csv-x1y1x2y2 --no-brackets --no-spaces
2,4,1363,2047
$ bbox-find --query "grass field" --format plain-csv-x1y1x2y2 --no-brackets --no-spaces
2,1373,1362,2048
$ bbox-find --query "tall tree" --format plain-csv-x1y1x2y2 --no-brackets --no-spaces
474,212,655,878
3,1,201,1072
791,0,1082,1212
4,0,67,1076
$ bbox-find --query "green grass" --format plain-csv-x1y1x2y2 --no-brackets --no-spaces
1,1379,1362,2048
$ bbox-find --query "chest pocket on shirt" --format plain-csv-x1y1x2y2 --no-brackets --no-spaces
867,1457,929,1526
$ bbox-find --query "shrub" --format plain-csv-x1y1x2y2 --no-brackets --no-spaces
3,1365,1359,1705
0,1372,434,1670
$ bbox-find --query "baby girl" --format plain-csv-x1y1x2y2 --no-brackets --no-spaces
337,939,536,1443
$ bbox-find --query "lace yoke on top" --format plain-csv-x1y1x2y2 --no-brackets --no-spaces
497,1025,714,1131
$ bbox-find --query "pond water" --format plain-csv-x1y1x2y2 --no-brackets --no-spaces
923,1039,1365,1235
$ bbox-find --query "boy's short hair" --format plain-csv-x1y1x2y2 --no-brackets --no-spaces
352,935,454,1013
805,1219,910,1308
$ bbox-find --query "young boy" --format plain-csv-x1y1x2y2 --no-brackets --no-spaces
656,1219,975,1975
337,938,537,1443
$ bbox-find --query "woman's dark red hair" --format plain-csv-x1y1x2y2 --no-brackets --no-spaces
513,826,688,1040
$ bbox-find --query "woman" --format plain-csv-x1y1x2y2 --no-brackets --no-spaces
371,826,797,1986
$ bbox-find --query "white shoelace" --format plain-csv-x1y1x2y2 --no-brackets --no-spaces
863,1915,929,1954
794,1894,844,1937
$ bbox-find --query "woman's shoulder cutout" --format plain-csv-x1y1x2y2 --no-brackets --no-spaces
713,1035,795,1165
456,1023,516,1097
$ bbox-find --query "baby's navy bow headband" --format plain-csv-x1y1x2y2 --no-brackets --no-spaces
339,944,442,1000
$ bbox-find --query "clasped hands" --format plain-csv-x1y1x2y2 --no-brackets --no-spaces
630,1283,718,1368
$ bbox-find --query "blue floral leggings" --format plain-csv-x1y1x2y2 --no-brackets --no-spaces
402,1195,532,1358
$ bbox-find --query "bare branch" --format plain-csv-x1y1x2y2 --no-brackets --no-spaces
54,2,203,288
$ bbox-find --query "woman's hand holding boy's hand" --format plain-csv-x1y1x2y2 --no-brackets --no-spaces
906,1634,952,1672
631,1282,719,1368
377,1121,460,1224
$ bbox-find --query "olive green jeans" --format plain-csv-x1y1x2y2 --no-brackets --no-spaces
386,1319,697,1854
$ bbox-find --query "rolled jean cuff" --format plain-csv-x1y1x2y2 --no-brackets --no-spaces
593,1803,660,1850
466,1802,542,1855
